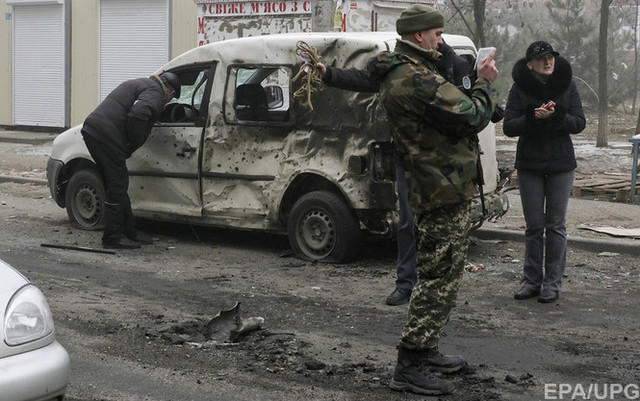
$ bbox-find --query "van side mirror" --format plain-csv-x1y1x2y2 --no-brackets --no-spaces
264,85,284,109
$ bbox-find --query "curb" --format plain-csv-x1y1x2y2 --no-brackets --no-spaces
0,135,55,145
0,175,48,186
473,227,640,256
0,137,54,145
0,128,59,145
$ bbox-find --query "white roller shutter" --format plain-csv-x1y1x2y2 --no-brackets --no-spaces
12,3,65,127
99,0,169,101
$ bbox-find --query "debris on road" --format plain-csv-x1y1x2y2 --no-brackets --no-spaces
578,225,640,238
41,243,116,255
206,302,264,342
465,262,485,272
597,251,621,257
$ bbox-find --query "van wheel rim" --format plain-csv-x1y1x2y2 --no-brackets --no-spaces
297,210,335,259
74,185,100,223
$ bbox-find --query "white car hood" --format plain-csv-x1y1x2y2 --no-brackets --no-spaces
0,259,28,295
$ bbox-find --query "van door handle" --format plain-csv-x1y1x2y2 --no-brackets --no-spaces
177,145,197,157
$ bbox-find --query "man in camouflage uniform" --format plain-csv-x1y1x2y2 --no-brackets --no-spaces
366,5,499,395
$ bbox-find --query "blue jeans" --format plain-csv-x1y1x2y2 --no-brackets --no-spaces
518,169,574,292
395,156,417,291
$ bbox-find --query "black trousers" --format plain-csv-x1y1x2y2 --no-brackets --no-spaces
81,134,137,241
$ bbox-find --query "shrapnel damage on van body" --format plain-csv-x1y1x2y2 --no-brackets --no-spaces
47,32,508,263
152,34,397,229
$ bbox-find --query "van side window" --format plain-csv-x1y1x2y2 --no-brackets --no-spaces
232,66,290,123
158,64,214,126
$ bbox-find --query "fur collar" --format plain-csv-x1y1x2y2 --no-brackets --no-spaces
511,56,572,99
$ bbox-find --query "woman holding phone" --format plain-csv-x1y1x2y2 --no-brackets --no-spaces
503,41,586,303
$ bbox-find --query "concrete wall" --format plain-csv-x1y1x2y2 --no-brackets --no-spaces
171,0,198,59
1,3,12,126
70,1,99,126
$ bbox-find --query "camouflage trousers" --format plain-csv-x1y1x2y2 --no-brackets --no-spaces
399,201,471,350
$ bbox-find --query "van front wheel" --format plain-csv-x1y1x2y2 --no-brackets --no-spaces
287,191,361,263
65,169,106,230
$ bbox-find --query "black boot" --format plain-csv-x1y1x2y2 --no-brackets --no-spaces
102,202,141,249
102,236,141,249
389,347,453,395
126,231,153,245
122,197,153,245
419,347,467,373
385,288,412,306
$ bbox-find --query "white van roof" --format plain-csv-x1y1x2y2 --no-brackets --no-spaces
160,32,477,72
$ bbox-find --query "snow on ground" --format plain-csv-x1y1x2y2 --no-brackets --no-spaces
496,135,636,176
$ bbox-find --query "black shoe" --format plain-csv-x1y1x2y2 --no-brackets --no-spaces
389,375,452,395
127,232,154,245
386,288,412,306
514,285,540,300
390,348,453,395
419,347,467,373
538,288,559,303
102,236,141,249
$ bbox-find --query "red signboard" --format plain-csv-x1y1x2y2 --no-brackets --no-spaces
199,0,311,15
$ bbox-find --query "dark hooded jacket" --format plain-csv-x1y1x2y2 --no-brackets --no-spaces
322,40,470,92
435,40,471,87
503,56,585,173
81,77,167,157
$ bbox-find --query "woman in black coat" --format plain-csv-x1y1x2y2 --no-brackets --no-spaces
503,41,586,303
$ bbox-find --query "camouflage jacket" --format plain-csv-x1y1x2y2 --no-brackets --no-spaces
367,39,497,213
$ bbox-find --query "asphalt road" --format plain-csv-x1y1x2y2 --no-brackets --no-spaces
1,129,640,400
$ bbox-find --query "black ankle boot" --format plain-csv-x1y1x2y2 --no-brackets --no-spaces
102,236,141,249
389,347,453,395
419,347,467,373
126,231,154,245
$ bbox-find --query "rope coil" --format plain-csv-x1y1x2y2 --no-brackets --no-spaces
292,41,323,111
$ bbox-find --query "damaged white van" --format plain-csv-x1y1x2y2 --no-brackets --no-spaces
47,32,508,263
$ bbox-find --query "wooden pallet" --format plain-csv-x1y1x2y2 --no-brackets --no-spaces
572,173,637,201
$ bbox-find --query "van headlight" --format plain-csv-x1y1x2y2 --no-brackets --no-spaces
4,284,54,346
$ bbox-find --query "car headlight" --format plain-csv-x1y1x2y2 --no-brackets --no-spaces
4,284,54,346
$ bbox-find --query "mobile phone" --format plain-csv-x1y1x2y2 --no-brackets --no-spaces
474,47,495,70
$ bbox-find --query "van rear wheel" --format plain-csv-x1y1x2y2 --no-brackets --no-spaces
287,191,361,263
65,169,106,230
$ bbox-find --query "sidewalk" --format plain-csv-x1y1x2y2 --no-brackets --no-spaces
0,128,58,145
0,128,54,186
479,189,640,256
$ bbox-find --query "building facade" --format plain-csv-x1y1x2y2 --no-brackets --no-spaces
1,0,197,128
193,0,436,44
1,0,440,129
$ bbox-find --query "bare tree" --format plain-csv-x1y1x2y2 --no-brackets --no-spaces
597,0,612,147
448,0,487,46
636,2,640,137
633,1,639,114
448,0,476,38
473,0,487,47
